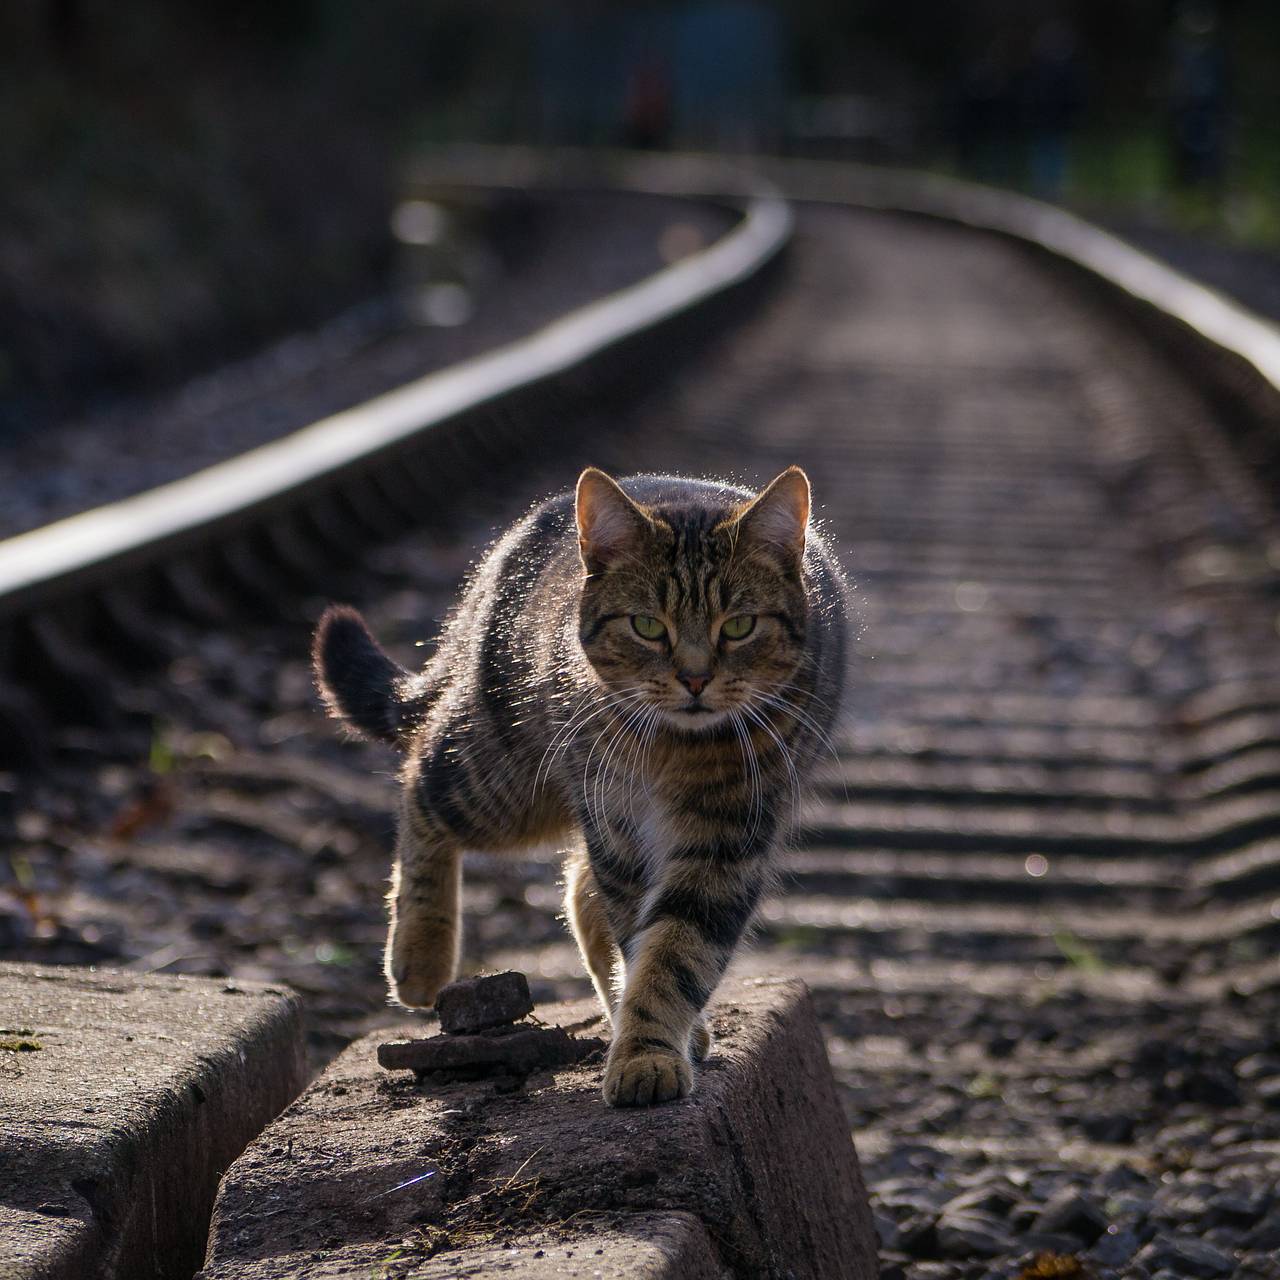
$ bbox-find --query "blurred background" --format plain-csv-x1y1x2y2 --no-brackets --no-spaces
3,0,1278,437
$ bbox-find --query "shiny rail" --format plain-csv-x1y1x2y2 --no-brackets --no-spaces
0,176,789,620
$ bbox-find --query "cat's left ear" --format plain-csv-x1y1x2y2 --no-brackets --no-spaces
576,467,652,572
734,466,811,563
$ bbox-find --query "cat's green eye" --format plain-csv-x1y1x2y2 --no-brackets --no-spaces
631,614,666,641
721,614,756,641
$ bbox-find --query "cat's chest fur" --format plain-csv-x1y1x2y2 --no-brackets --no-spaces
592,728,763,845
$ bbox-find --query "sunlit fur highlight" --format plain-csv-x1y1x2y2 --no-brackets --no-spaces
313,469,850,1106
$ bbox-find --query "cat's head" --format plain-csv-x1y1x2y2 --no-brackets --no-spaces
575,467,811,732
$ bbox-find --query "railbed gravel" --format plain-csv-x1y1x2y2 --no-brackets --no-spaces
5,205,1280,1280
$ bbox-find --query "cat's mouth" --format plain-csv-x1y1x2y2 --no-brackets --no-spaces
663,702,731,731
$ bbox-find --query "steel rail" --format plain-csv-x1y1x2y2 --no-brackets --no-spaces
0,176,790,621
411,147,1280,404
416,146,1280,536
16,145,1277,626
755,157,1280,392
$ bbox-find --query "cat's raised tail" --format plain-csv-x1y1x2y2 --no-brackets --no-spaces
312,605,415,746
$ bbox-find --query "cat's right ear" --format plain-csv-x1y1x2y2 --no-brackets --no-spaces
576,468,650,573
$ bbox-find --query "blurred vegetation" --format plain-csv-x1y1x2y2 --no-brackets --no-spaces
3,0,1277,429
788,0,1280,243
402,0,1280,249
0,1,458,426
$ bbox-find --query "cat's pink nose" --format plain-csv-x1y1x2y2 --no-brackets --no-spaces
678,672,711,697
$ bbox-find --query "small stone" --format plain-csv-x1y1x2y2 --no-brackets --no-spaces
435,971,534,1034
871,1144,948,1179
1201,1227,1239,1249
377,1024,602,1075
1254,1076,1280,1109
1135,1234,1235,1278
1034,1187,1108,1245
1158,1119,1212,1149
898,1213,938,1258
1009,1200,1043,1231
1209,1124,1251,1148
1242,1214,1280,1251
987,1033,1018,1059
1163,1066,1240,1108
875,1211,902,1251
1108,1192,1155,1222
1028,1174,1070,1203
1154,1187,1212,1223
1235,1054,1280,1081
911,1265,963,1280
1098,1164,1150,1194
942,1184,1019,1219
935,1212,1013,1259
918,1095,965,1133
1081,1112,1136,1143
1017,1232,1091,1256
876,1178,949,1211
1088,1226,1141,1268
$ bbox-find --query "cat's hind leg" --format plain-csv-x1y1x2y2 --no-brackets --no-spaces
564,844,621,1021
385,800,462,1009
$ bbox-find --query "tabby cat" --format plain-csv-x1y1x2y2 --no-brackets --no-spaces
313,466,849,1106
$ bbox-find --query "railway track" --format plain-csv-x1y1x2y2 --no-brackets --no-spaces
6,163,1280,1277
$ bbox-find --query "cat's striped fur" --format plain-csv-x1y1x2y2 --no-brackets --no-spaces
313,467,850,1106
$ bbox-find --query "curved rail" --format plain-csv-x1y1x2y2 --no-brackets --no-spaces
755,156,1280,540
0,179,790,621
411,147,1280,412
425,147,1280,539
20,147,1275,629
758,158,1280,390
10,145,1279,759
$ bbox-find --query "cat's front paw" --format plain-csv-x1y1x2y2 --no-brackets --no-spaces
602,1046,693,1107
387,966,448,1010
385,936,456,1009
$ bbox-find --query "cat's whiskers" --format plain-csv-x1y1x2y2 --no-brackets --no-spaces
546,680,644,746
571,689,650,811
744,673,840,753
742,702,804,825
772,671,843,724
589,699,647,831
772,667,847,779
532,684,648,800
752,689,842,770
729,709,765,849
532,693,601,797
624,704,661,827
583,695,654,833
613,702,658,829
